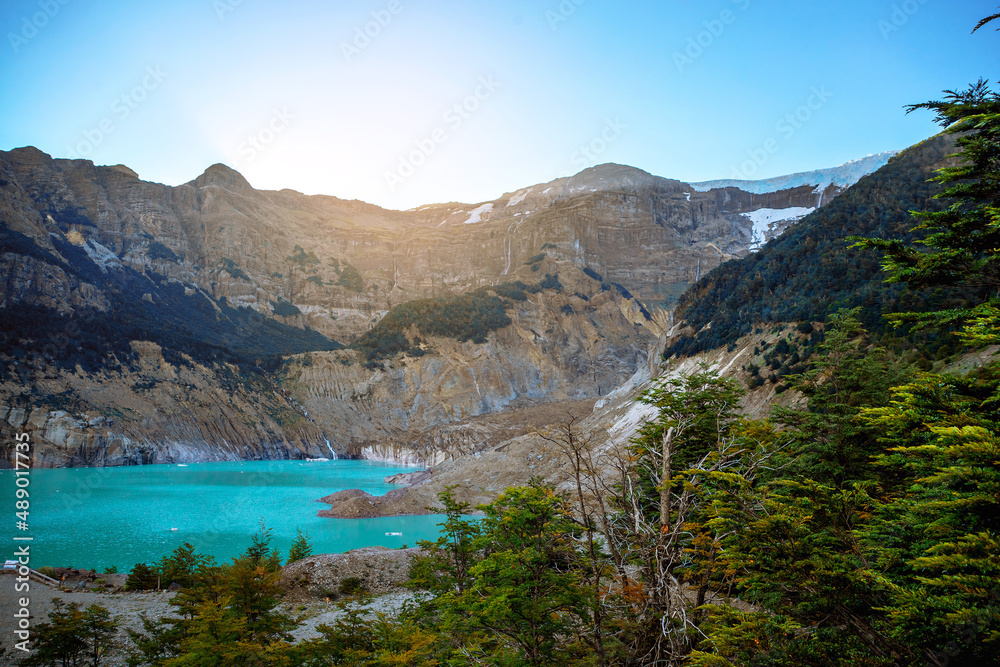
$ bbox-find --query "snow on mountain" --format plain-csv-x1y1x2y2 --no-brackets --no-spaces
507,189,530,207
79,238,122,271
742,207,816,251
689,151,899,195
463,203,494,224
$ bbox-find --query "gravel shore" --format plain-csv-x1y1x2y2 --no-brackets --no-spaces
0,575,177,666
0,548,423,664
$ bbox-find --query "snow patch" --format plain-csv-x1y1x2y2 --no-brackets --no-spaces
83,239,121,271
741,207,815,251
684,192,691,201
507,189,530,207
463,203,494,224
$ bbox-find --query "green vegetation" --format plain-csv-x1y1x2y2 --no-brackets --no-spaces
219,258,250,281
350,275,562,367
338,576,368,597
525,253,546,265
123,525,294,666
286,244,319,267
287,528,313,564
23,601,119,667
335,262,364,291
125,563,159,591
665,132,969,360
269,298,301,318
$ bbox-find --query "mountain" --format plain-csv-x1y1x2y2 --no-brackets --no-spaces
0,146,892,467
665,133,962,363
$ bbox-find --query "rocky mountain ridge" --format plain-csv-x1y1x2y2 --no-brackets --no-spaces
0,146,893,467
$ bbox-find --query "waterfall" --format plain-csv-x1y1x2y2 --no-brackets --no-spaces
325,438,337,460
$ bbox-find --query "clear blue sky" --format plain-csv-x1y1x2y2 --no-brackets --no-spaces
0,0,996,209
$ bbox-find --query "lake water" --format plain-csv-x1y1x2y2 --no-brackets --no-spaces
0,459,443,571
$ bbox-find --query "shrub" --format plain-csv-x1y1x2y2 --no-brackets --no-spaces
271,299,301,317
539,273,562,292
220,258,250,281
336,264,364,292
339,576,367,596
125,563,159,591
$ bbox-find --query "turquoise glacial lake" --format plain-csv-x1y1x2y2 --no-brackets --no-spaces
0,460,443,571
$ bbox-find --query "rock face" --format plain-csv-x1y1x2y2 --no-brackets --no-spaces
316,323,808,519
280,263,658,466
0,340,330,467
0,146,892,467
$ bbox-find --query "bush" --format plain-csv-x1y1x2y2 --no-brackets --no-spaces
125,563,159,591
271,299,301,317
539,274,562,292
220,258,250,281
339,576,367,596
336,264,364,292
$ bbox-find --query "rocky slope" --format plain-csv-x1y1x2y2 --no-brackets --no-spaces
0,146,891,467
317,321,808,518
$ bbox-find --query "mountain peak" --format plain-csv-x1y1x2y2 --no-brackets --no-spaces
188,163,254,194
566,163,675,194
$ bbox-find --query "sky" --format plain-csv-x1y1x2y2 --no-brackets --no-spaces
0,0,996,210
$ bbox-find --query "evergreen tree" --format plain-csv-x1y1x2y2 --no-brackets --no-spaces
157,542,215,590
460,480,588,666
25,601,120,667
287,528,313,564
412,486,480,594
772,308,913,487
125,563,160,591
853,79,1000,337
